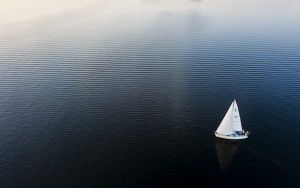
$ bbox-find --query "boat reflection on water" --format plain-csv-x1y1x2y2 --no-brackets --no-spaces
215,139,241,172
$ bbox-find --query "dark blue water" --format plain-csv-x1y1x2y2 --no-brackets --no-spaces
0,0,299,187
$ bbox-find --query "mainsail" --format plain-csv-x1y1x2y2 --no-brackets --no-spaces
216,100,242,135
232,100,242,131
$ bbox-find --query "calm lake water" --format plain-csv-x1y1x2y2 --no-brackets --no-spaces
0,0,300,187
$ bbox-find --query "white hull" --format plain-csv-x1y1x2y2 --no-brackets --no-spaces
215,132,248,140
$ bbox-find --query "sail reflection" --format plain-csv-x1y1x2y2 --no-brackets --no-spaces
215,139,240,172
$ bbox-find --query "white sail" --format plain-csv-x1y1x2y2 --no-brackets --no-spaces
232,100,242,131
216,100,243,135
216,102,234,135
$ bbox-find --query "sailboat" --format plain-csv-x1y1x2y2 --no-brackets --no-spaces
215,99,250,140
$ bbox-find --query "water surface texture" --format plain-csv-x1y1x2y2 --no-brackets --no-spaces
0,0,300,187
